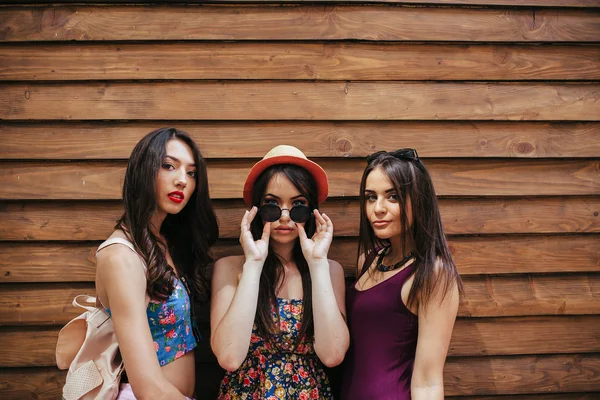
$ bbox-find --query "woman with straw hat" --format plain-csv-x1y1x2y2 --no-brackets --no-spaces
211,145,349,399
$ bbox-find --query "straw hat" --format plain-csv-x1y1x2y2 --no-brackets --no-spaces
243,145,329,205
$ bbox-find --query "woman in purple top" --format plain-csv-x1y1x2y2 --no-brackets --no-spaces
341,149,463,400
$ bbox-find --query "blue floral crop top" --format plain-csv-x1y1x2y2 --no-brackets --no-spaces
98,238,198,366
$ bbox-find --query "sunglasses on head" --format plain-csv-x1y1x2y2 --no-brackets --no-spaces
258,203,313,223
366,148,419,164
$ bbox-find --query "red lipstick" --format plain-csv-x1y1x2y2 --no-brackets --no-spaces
168,191,184,204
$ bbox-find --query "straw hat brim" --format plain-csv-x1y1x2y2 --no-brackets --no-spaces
243,155,329,205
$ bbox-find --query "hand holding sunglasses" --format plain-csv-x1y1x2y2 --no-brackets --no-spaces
296,209,334,265
240,206,271,265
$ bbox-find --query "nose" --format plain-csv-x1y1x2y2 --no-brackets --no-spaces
174,169,187,189
279,208,291,221
374,197,386,214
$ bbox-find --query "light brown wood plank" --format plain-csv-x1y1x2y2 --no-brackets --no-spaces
460,274,600,317
0,327,59,367
1,159,599,200
2,197,599,241
2,43,599,81
1,236,599,283
2,273,598,322
445,354,600,395
2,121,599,160
449,316,600,356
0,367,65,400
2,82,598,121
1,6,599,43
1,0,599,7
0,243,97,283
449,235,600,275
0,283,95,326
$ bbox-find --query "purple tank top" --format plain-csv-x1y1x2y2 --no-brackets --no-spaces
341,251,418,400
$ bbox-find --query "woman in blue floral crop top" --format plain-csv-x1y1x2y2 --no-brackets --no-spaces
211,145,349,399
95,128,219,400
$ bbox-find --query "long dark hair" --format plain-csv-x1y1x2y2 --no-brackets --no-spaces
250,165,318,347
358,153,462,309
116,127,219,303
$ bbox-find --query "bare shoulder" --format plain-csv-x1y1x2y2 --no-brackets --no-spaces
214,255,245,271
212,255,245,281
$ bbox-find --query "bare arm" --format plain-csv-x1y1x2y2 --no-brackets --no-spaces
411,265,460,400
310,259,349,367
298,211,349,367
210,207,271,371
96,246,186,400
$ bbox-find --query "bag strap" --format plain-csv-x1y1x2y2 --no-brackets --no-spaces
96,237,147,272
72,294,98,312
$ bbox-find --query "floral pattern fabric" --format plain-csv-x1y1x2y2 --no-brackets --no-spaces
218,298,333,400
147,277,197,365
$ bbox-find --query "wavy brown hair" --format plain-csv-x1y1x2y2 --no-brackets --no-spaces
116,127,219,303
250,165,318,348
358,153,463,309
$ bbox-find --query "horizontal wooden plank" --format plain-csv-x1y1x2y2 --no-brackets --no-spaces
449,316,600,356
0,284,94,326
1,235,599,284
1,159,599,200
2,1,600,7
2,82,598,121
2,121,599,160
2,197,600,241
1,6,599,43
2,273,598,326
460,274,600,317
1,0,599,7
2,43,599,81
444,354,600,395
0,367,65,400
2,356,600,400
1,315,599,367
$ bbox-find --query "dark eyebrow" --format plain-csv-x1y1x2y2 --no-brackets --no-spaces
164,155,196,167
364,188,395,193
264,193,306,200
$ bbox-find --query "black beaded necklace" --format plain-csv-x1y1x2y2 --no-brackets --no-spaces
375,246,415,272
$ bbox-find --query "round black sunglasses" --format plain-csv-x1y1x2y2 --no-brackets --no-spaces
258,203,313,223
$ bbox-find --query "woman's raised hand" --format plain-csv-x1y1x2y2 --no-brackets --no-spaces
240,206,270,266
297,210,333,265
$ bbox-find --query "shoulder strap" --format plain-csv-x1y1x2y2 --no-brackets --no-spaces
357,249,378,279
96,237,147,272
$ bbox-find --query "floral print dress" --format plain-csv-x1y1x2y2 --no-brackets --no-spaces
218,298,333,400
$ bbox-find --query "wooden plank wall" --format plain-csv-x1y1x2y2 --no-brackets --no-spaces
1,0,599,399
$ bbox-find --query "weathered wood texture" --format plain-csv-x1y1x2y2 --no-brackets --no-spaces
3,197,600,240
1,6,599,42
2,82,599,121
2,159,599,200
2,122,599,159
444,354,600,395
2,43,599,81
1,0,599,398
